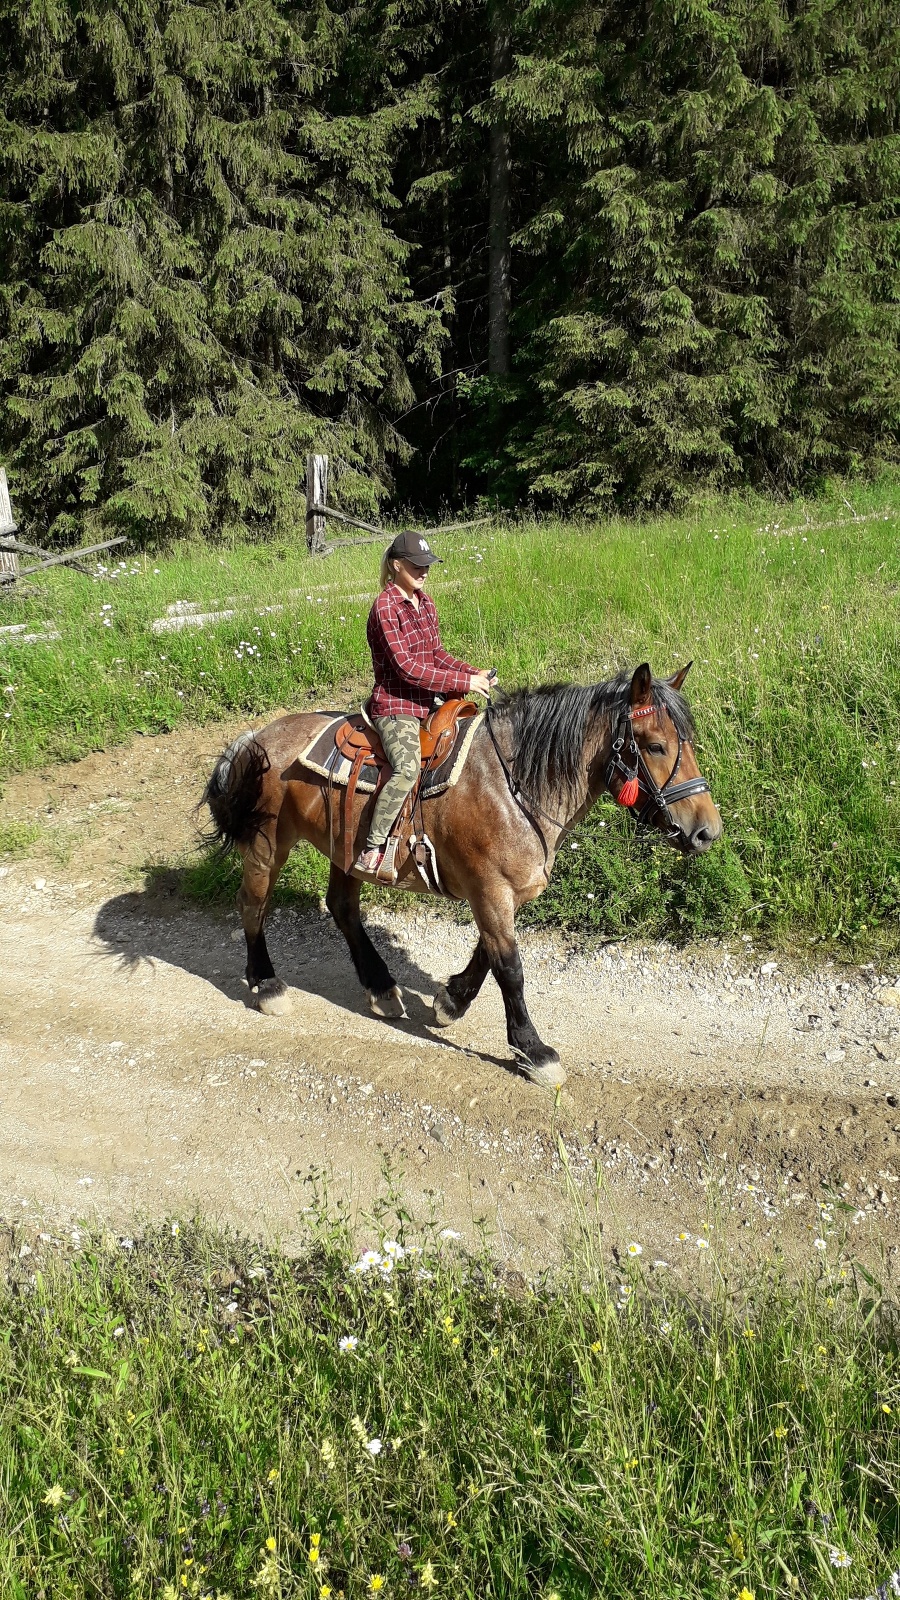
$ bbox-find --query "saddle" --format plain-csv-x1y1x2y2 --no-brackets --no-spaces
331,698,480,883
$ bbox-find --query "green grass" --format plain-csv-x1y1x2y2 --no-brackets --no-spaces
3,477,900,952
1,1194,898,1600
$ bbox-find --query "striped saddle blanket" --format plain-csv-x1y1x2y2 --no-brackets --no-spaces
295,704,484,798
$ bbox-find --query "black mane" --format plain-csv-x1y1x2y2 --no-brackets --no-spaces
487,670,696,811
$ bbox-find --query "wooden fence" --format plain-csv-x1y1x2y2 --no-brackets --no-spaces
304,453,491,555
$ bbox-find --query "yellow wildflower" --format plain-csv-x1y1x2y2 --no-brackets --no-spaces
446,1510,457,1528
265,1537,276,1552
420,1561,438,1591
625,1457,638,1471
267,1467,279,1482
725,1530,745,1559
774,1425,788,1439
738,1589,755,1600
320,1590,332,1600
369,1576,385,1594
882,1404,892,1415
42,1484,66,1508
590,1340,603,1353
443,1316,454,1332
742,1326,755,1339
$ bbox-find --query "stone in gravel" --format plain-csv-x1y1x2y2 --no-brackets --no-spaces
878,987,900,1009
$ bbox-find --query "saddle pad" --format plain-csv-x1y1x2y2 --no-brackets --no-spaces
297,710,484,797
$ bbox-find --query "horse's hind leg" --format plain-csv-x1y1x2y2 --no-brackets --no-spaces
433,938,490,1026
467,890,566,1089
325,863,405,1020
237,838,292,1016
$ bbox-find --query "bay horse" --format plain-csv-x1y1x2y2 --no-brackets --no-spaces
202,662,722,1089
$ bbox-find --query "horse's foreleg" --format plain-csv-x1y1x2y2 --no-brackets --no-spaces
325,864,405,1020
433,938,490,1027
470,893,566,1089
237,844,292,1016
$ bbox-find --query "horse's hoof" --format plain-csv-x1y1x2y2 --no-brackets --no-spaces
512,1048,567,1091
368,984,406,1020
432,983,461,1028
251,978,292,1016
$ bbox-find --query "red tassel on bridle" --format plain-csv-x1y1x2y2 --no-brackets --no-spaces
617,775,641,808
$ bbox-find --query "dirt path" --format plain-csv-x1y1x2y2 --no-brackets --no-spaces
2,721,900,1275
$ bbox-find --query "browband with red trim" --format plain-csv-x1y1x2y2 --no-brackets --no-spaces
630,704,656,719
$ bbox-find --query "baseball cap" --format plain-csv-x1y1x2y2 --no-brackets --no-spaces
388,529,442,567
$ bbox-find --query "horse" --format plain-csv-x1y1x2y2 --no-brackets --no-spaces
201,662,722,1090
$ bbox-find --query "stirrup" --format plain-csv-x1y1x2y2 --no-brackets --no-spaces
375,837,399,885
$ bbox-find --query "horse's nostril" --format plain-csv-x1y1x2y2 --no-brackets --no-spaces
691,823,719,850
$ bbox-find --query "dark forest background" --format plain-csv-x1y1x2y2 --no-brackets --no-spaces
1,0,898,544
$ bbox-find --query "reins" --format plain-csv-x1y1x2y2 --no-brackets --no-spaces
486,695,710,851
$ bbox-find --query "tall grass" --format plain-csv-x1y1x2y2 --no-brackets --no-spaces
3,479,900,951
0,1196,897,1600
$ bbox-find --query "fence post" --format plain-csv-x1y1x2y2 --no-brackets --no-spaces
0,468,18,587
306,453,328,554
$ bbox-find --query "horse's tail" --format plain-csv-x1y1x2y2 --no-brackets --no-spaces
200,732,272,854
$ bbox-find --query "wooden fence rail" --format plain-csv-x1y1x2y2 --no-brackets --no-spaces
304,453,493,556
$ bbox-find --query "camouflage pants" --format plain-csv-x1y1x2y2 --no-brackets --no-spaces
366,714,422,848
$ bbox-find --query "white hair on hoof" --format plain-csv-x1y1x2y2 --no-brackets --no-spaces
368,985,406,1020
432,983,460,1028
251,978,292,1016
512,1050,567,1090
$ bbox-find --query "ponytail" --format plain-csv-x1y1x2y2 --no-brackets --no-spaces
379,548,396,590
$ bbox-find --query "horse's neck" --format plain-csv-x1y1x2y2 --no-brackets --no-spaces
549,714,613,836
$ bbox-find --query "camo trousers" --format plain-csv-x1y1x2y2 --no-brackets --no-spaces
366,714,422,849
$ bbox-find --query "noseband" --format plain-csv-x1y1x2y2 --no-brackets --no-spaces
605,703,710,844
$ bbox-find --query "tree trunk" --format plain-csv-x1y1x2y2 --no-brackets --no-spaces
488,0,511,377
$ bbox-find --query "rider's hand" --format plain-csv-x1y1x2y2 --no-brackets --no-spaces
469,670,494,697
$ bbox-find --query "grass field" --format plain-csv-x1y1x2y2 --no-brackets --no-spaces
1,1190,897,1600
2,479,899,953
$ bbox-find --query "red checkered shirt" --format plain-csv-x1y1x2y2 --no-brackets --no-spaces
367,584,474,719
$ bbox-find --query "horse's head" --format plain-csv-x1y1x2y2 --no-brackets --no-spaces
605,662,722,854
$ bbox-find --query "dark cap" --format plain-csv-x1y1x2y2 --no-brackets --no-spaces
388,529,442,567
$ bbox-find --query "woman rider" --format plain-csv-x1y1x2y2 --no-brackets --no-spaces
354,529,493,877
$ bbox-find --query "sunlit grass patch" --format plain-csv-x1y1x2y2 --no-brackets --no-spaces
1,1198,898,1599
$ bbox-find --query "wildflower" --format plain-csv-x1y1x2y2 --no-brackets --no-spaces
591,1339,603,1353
624,1457,638,1471
321,1439,336,1469
813,1238,827,1251
320,1590,332,1600
726,1530,745,1559
309,1532,321,1563
440,1228,461,1240
883,1403,893,1415
171,1222,180,1237
266,1537,276,1552
368,1576,385,1593
398,1543,412,1560
443,1315,455,1332
626,1242,642,1257
659,1321,672,1335
742,1326,755,1339
829,1548,852,1569
737,1590,755,1600
339,1335,359,1353
267,1467,279,1482
366,1437,383,1456
382,1239,405,1259
446,1511,457,1528
42,1484,67,1508
696,1237,710,1250
677,1231,690,1241
420,1561,438,1590
774,1425,788,1439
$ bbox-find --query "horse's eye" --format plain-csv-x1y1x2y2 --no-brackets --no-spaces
647,743,666,755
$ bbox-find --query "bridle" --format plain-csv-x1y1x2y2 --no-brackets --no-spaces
605,702,711,844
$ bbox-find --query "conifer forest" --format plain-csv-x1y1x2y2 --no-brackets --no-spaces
1,0,898,545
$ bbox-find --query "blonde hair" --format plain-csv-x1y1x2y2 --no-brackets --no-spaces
379,547,398,590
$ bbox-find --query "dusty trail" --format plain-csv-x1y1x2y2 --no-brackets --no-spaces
2,721,899,1275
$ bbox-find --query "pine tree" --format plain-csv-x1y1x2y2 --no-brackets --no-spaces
0,0,442,543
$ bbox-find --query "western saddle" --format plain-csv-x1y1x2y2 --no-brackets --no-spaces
330,697,479,883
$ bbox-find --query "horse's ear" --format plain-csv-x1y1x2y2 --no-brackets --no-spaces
667,662,693,693
629,662,653,709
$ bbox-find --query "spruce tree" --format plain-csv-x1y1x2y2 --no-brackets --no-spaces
0,0,442,543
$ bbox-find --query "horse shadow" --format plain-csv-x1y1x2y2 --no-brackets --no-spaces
90,865,515,1071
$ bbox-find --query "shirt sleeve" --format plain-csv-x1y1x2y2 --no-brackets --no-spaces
376,593,473,695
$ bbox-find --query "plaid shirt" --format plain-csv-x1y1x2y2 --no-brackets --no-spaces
367,584,474,719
